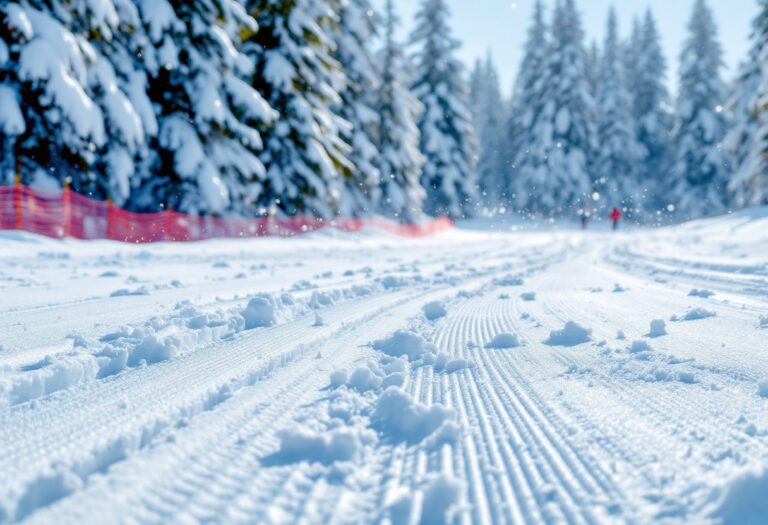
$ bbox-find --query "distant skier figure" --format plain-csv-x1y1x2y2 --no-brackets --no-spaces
609,207,623,231
579,203,594,230
579,209,590,230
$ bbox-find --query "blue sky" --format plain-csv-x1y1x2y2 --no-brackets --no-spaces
382,0,755,96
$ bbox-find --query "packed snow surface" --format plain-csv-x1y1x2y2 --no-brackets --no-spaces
0,209,767,524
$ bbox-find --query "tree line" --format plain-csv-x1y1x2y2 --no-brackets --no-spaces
475,0,768,222
1,0,766,222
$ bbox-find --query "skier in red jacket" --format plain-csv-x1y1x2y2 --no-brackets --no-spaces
609,207,623,231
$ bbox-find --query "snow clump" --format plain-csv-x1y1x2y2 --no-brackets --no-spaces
372,331,436,361
545,322,592,347
629,340,653,354
674,308,717,322
380,275,405,289
710,468,768,525
329,370,349,389
648,319,667,338
381,473,465,525
521,292,537,302
372,387,454,444
485,333,521,349
110,287,150,297
423,301,447,321
434,354,473,373
494,275,524,287
757,380,768,399
420,474,466,525
348,367,383,393
242,295,278,329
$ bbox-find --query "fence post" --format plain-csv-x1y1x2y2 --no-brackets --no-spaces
62,179,71,238
14,173,22,230
106,198,114,241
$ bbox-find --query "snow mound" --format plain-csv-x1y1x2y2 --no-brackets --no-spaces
329,370,348,389
372,331,436,361
242,295,278,329
127,333,180,366
424,421,460,450
381,474,465,525
673,308,717,322
648,319,667,338
110,287,150,297
423,301,447,321
420,474,465,525
380,275,406,289
3,283,376,407
494,275,524,287
521,292,537,302
309,290,335,309
485,333,521,349
273,427,362,465
545,322,592,347
613,283,627,293
0,354,102,406
434,354,473,373
759,316,768,329
348,366,383,393
710,468,768,525
689,289,715,298
757,380,768,398
372,387,454,444
629,340,653,353
444,359,472,373
332,358,407,393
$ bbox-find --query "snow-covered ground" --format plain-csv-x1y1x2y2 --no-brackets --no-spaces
1,210,767,524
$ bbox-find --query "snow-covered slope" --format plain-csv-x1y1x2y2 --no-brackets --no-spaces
0,211,767,524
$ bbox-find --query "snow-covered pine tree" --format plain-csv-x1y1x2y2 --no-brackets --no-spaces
507,0,551,214
520,0,596,216
631,10,672,212
594,9,646,216
129,0,275,215
410,0,478,219
69,0,152,206
332,0,381,216
375,0,425,222
246,0,352,217
585,40,600,99
469,58,485,132
670,0,731,218
726,0,768,207
622,17,641,103
470,54,506,208
0,1,143,201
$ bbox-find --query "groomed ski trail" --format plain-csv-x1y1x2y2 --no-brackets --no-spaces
1,211,767,524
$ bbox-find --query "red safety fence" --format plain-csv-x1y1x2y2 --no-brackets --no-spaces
0,182,452,242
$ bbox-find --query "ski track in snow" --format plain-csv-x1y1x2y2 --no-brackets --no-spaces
0,212,767,524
